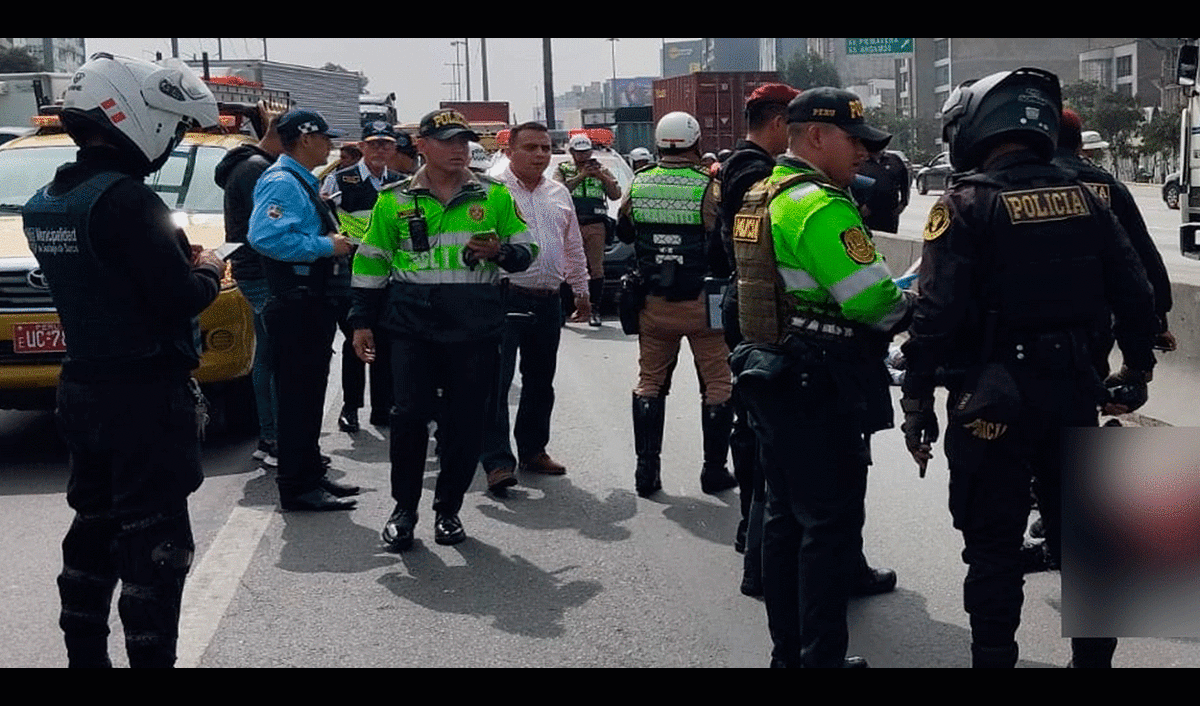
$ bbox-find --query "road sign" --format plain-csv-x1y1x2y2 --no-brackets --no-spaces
847,38,914,55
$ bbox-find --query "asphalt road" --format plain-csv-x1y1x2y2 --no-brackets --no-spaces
3,179,1199,667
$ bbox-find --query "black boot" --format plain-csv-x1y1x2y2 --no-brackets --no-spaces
588,278,604,326
1069,638,1117,668
632,393,665,496
700,402,737,494
740,498,764,597
972,642,1019,668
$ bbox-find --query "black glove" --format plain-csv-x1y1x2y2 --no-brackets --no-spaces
1103,366,1151,415
900,397,939,478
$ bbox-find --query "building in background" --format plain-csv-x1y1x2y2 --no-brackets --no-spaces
4,38,86,73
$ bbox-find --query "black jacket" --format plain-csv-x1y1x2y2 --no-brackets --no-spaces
215,143,275,282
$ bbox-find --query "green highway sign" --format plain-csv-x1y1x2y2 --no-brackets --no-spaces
847,38,914,55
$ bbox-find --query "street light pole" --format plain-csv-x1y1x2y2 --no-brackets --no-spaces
607,38,619,108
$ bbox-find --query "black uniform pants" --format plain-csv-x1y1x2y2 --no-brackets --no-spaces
946,366,1106,661
55,374,202,667
265,292,339,499
738,362,868,668
481,288,563,472
389,333,499,517
337,302,393,420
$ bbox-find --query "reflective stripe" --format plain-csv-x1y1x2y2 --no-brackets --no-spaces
357,243,391,261
352,272,389,289
390,267,499,285
787,183,822,201
778,266,819,291
828,262,893,304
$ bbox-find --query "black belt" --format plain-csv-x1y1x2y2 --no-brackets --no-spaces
509,284,560,299
786,316,858,339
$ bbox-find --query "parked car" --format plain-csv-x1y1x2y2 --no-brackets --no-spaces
0,125,257,432
1163,171,1181,210
914,152,953,194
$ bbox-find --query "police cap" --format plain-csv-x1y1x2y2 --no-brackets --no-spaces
787,87,891,152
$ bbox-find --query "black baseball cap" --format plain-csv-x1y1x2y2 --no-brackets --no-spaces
418,109,479,141
277,109,345,140
788,87,891,151
394,129,416,155
362,120,397,142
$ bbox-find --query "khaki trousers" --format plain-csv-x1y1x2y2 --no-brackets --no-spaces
636,293,732,405
580,221,606,279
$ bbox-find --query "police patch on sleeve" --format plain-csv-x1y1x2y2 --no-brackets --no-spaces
841,226,876,264
732,214,760,243
267,204,283,220
923,203,950,241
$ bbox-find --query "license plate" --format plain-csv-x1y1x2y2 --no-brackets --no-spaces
12,322,67,354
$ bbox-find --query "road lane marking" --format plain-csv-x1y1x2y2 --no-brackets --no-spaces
176,505,273,668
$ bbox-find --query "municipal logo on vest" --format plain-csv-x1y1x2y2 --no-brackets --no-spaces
840,226,875,264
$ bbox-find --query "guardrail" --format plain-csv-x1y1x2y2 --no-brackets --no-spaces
874,232,1198,427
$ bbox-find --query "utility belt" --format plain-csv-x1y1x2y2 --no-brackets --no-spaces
263,257,335,300
784,315,860,340
989,328,1089,371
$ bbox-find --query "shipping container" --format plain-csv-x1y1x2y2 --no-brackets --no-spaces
652,72,780,156
439,101,511,125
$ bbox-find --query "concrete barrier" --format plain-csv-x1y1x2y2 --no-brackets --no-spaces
874,231,1199,428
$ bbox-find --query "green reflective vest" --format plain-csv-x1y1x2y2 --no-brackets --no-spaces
765,159,907,333
629,163,711,299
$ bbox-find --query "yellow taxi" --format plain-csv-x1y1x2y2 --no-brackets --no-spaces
0,124,257,431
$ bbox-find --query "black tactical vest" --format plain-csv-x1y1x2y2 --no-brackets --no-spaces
22,171,202,369
958,162,1108,335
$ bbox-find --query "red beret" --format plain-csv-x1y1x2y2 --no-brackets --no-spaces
747,83,800,107
1061,108,1083,132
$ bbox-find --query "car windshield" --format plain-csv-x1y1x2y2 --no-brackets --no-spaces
0,142,227,213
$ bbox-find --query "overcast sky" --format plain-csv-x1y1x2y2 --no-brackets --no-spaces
85,38,693,125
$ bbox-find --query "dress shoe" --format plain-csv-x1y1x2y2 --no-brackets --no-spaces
320,476,361,498
843,656,870,668
382,506,417,551
589,312,602,327
434,514,466,546
850,566,897,597
486,466,518,495
338,406,360,433
281,487,357,512
520,452,566,475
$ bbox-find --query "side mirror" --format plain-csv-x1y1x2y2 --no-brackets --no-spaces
1178,43,1198,87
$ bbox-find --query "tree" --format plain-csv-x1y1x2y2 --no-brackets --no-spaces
1140,105,1182,171
1062,81,1143,178
783,52,841,91
0,46,43,73
866,107,940,165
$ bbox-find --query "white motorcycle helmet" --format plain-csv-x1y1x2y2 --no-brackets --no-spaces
655,111,701,151
469,141,491,173
61,53,219,176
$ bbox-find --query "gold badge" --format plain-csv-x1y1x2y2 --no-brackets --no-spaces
924,203,950,241
841,226,875,264
469,204,486,222
964,418,1008,440
732,214,760,243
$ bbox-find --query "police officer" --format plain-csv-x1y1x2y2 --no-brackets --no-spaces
714,82,798,594
249,108,358,512
728,87,911,667
617,111,736,498
556,133,622,326
1053,108,1175,356
351,108,537,551
899,68,1157,668
24,53,220,667
323,120,404,433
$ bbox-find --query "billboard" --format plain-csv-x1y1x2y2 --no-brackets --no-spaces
663,40,704,78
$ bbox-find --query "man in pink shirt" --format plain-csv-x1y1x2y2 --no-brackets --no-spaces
481,122,592,494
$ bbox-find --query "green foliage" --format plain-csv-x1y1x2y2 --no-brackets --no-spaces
1141,104,1182,162
1062,81,1143,176
0,47,43,73
865,107,941,165
783,52,841,91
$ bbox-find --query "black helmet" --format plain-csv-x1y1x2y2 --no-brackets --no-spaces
941,67,1061,172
